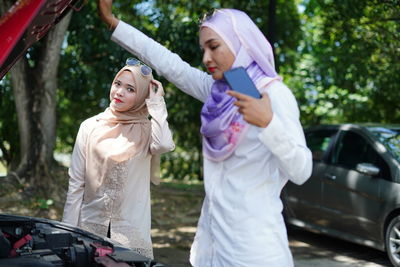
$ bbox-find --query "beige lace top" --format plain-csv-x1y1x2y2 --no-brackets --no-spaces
62,97,175,259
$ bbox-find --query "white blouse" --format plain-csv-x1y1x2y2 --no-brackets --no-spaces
112,21,312,267
62,97,175,259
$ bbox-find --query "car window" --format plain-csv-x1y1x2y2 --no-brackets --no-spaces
305,130,337,161
334,131,391,180
368,127,400,163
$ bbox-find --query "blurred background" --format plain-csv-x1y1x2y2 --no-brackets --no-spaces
0,0,399,218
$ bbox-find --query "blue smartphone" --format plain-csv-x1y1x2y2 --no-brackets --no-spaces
223,67,261,98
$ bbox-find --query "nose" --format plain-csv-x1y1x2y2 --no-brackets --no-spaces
202,49,211,66
116,87,124,96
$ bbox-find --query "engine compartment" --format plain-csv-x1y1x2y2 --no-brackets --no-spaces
0,217,164,267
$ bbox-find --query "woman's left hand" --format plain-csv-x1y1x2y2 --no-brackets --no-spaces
149,79,165,99
227,90,273,128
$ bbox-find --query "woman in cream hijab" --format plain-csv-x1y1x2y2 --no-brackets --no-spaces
62,59,175,259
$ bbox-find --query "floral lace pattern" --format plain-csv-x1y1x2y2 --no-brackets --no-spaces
79,221,108,237
103,161,128,217
112,225,153,259
79,161,153,259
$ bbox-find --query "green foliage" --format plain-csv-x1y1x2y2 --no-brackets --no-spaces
56,0,303,181
34,198,54,210
57,1,131,151
3,0,397,182
292,0,400,125
0,75,19,168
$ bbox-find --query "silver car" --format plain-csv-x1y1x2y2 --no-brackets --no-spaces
282,123,400,266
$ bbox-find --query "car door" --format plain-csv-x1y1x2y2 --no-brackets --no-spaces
321,129,390,240
283,128,338,225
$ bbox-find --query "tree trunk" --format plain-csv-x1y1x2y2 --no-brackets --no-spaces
7,9,73,199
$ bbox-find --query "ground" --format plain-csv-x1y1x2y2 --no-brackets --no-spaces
0,176,391,267
0,174,203,267
151,182,204,266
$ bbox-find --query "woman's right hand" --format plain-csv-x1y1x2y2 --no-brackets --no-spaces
149,80,165,99
97,0,119,31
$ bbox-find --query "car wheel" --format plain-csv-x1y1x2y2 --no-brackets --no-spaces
386,215,400,267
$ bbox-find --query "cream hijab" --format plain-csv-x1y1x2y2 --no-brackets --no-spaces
84,65,159,201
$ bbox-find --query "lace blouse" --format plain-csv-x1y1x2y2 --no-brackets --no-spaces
62,97,175,259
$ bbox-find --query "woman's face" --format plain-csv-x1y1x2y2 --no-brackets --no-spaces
200,27,235,80
110,70,138,112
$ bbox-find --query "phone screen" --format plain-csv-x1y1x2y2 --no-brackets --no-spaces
223,67,261,98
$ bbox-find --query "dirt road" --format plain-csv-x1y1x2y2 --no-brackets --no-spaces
0,178,391,266
151,184,392,267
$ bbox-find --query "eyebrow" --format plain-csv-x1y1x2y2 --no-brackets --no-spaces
200,38,218,48
115,78,135,88
205,38,218,45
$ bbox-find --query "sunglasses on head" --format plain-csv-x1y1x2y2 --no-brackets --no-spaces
125,58,152,76
199,9,219,24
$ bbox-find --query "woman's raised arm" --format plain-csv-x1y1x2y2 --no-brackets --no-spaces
98,0,119,31
97,0,213,102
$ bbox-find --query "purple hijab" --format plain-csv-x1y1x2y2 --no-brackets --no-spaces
200,9,281,161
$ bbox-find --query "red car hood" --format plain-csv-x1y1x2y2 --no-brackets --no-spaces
0,0,83,79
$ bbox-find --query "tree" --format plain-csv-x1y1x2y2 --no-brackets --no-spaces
1,0,303,189
291,0,400,124
0,1,73,198
57,0,302,181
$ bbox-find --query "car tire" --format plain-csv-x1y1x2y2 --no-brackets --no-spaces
386,215,400,267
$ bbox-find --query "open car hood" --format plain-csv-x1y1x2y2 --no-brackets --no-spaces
0,214,164,266
0,0,84,79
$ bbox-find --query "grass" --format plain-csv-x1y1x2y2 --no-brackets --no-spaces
158,178,204,194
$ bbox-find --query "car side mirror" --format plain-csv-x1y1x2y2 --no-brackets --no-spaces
356,163,380,176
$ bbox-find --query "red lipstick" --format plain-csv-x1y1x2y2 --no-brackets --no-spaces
208,67,216,73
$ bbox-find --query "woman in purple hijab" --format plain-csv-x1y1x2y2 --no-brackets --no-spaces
99,2,312,266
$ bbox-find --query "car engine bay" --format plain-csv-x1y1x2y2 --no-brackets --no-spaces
0,216,164,267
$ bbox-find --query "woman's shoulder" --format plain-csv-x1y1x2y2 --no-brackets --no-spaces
79,113,102,130
266,80,300,116
81,115,97,125
268,80,291,93
266,80,297,101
